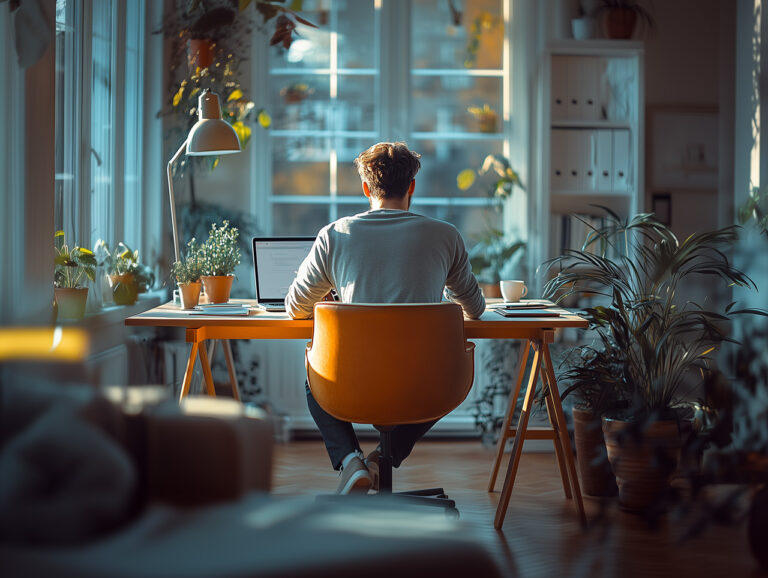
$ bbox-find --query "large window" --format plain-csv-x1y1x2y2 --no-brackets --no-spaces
55,0,146,252
265,0,510,242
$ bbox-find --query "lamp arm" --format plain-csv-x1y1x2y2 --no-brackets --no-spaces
167,140,188,263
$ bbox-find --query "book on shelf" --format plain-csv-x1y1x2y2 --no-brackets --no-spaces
550,213,618,260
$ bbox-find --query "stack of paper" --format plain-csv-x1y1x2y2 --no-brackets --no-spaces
188,303,251,316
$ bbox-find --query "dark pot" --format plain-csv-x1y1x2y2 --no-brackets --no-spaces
749,485,768,569
602,417,681,512
573,407,617,497
604,8,638,39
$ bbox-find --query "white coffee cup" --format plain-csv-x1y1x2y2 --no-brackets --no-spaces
500,280,528,302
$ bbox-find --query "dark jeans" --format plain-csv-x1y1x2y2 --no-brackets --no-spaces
305,381,437,471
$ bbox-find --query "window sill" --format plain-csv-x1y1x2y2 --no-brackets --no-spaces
59,289,166,329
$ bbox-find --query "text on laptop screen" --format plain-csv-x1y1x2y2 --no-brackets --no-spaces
253,239,315,300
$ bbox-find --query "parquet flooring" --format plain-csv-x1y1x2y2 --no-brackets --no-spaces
273,439,764,578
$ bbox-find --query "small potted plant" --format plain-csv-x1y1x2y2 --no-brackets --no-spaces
592,0,654,40
467,104,498,133
171,238,205,309
54,231,97,320
280,82,314,104
200,220,241,303
95,240,155,306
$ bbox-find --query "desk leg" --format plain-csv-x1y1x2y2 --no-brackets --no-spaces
488,341,530,492
542,369,572,500
180,340,199,401
222,340,241,401
198,342,217,397
494,341,542,530
542,342,586,526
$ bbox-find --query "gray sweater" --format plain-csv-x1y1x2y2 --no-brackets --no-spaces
285,209,486,319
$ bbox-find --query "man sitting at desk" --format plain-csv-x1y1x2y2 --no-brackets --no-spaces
285,141,485,494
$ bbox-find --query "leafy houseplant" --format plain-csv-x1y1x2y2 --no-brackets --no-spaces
544,209,756,511
592,0,655,40
467,104,498,133
54,231,97,320
200,220,241,303
171,238,205,309
95,240,155,306
468,228,525,289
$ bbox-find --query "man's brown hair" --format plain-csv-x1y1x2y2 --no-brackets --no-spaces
353,142,421,199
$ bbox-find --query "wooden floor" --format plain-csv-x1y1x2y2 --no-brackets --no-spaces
273,439,763,578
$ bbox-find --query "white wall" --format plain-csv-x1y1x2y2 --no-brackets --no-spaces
643,0,728,240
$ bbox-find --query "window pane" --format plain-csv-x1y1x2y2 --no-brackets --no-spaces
273,137,331,196
273,203,330,235
337,202,371,218
337,75,376,131
337,0,376,69
414,204,501,247
90,0,115,244
411,139,504,198
412,0,503,70
270,76,330,130
55,0,78,237
268,2,330,70
123,1,143,248
412,76,502,133
337,137,374,196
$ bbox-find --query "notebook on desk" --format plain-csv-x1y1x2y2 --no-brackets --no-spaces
252,237,316,312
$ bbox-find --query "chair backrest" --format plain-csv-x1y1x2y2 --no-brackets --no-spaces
305,302,475,426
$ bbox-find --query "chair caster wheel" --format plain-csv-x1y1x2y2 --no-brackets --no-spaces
445,507,460,520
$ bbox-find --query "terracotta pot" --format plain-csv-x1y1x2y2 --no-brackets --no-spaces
109,273,138,305
201,275,234,303
477,114,498,134
479,283,502,299
603,8,638,39
54,287,89,320
573,407,617,497
187,38,214,70
602,417,681,512
178,282,202,309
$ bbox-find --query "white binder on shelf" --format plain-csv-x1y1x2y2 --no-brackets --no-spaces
594,130,613,193
550,129,568,191
613,129,631,192
566,130,588,193
551,56,568,122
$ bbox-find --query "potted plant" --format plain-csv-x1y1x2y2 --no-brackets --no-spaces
592,0,654,40
54,231,97,320
280,82,314,104
171,238,205,309
544,209,756,512
200,220,241,303
467,104,498,133
468,229,526,298
95,240,156,306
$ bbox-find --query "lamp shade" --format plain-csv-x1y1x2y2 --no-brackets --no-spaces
186,91,241,156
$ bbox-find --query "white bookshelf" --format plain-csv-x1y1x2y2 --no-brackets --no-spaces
532,40,644,291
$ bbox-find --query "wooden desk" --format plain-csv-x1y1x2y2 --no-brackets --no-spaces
126,299,588,529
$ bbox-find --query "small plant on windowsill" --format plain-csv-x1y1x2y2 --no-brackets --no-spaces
199,220,241,303
171,238,206,309
95,240,156,306
54,231,97,320
467,104,498,133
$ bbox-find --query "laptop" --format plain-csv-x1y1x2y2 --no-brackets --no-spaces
252,236,316,311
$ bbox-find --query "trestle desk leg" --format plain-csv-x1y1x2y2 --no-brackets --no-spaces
198,342,217,397
542,368,573,500
222,339,241,401
180,340,199,401
542,342,587,526
488,341,531,492
494,341,542,530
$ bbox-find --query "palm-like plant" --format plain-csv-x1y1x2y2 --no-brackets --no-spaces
544,209,756,420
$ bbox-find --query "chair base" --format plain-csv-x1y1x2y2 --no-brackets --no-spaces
317,490,459,517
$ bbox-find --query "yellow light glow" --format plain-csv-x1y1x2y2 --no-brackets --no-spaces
0,327,89,362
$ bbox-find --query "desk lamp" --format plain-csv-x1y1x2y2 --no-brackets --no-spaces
166,90,241,262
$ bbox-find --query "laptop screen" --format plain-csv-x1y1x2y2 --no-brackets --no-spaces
252,237,316,302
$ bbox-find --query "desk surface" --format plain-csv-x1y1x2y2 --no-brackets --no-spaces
126,299,587,340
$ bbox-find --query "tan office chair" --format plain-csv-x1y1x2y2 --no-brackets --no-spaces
305,302,475,514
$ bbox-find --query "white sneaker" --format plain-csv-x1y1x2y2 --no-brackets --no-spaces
336,456,373,494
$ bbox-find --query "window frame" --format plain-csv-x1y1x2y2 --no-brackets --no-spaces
251,0,522,240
